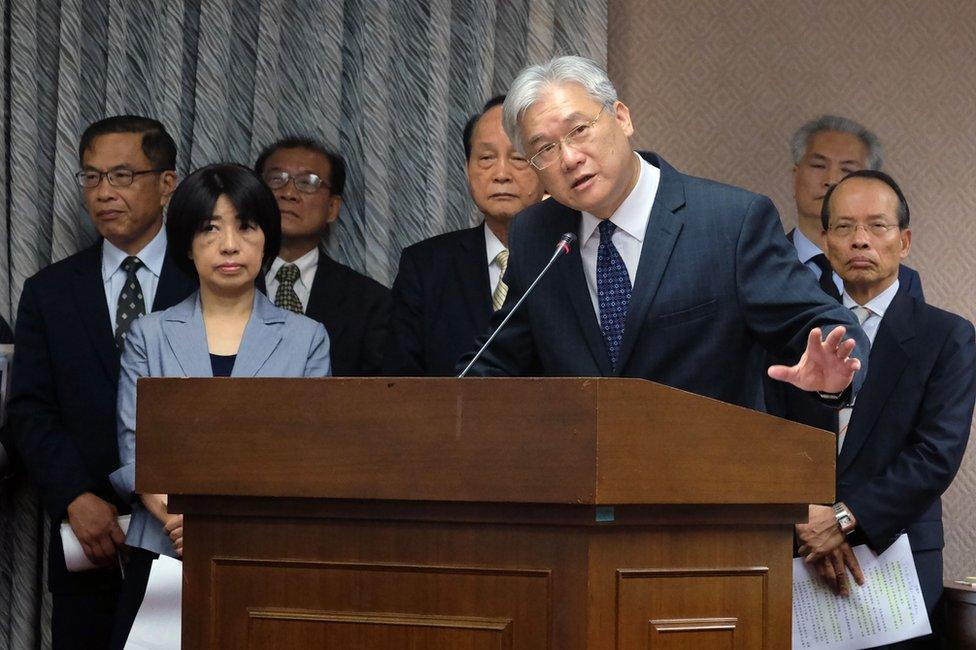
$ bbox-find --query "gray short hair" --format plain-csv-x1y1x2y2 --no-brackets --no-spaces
503,55,618,153
790,115,883,170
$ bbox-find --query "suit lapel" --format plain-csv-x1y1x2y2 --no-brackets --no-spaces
305,250,345,340
554,208,612,375
615,154,686,375
837,291,915,475
161,293,213,377
152,251,196,311
70,243,119,380
454,226,492,329
232,292,285,377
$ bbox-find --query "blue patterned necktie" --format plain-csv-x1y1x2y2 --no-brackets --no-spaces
115,256,146,351
596,220,632,371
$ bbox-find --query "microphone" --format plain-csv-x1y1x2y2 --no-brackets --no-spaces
458,232,577,378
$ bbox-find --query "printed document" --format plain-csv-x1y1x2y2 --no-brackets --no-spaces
792,534,930,649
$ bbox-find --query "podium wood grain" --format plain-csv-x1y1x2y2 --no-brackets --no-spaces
139,377,834,649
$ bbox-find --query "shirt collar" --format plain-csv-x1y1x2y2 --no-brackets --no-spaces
843,279,900,318
101,224,168,283
483,223,506,266
268,246,319,288
580,152,659,244
792,228,824,265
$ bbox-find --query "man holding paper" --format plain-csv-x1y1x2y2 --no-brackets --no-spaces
795,170,975,645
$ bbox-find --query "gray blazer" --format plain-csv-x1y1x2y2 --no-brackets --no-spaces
109,290,331,556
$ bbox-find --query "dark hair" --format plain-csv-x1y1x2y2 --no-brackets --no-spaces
253,136,346,196
78,115,177,170
462,95,506,160
820,169,910,231
166,164,281,277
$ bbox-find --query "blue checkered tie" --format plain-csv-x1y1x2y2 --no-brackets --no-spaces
596,220,632,371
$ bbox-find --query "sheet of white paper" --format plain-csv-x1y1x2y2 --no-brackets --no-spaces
792,534,930,649
124,554,183,650
60,515,131,572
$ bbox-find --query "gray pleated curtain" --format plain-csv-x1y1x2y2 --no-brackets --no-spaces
0,0,607,647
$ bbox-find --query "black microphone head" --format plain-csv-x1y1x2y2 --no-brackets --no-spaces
556,232,577,255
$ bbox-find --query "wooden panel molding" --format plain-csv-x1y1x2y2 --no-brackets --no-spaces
247,609,513,650
617,568,767,649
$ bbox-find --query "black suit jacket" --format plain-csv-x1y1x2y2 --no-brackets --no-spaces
258,249,391,376
837,289,975,606
463,153,870,410
385,225,493,376
7,241,195,592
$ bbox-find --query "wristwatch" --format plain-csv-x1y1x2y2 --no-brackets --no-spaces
833,501,857,535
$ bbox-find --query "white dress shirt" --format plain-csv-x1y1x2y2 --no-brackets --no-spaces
484,224,507,295
102,225,167,333
792,228,844,296
579,152,661,323
265,247,319,312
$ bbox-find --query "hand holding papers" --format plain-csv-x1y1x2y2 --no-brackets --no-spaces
792,534,930,649
60,514,130,572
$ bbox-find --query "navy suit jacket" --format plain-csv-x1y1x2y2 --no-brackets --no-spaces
837,288,975,606
463,152,869,410
258,249,390,376
7,241,196,592
385,225,493,376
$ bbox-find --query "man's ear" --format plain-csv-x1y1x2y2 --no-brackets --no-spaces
159,170,178,206
326,195,342,224
899,228,912,260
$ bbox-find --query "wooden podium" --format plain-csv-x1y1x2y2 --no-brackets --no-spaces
138,377,834,649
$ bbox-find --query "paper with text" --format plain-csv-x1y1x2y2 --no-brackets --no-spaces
792,534,930,649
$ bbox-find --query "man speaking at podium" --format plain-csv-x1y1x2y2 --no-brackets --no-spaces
461,55,869,408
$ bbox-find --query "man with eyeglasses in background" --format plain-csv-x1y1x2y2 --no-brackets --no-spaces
254,137,390,375
385,95,545,375
7,115,195,649
462,56,871,414
796,170,973,647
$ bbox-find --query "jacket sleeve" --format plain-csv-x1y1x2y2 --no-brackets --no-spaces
734,194,870,399
845,317,976,551
7,278,98,517
360,284,391,375
304,322,333,377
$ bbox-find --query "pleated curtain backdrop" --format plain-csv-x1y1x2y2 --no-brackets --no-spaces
0,1,607,647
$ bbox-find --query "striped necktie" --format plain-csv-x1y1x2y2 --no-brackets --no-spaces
491,249,509,311
837,305,873,453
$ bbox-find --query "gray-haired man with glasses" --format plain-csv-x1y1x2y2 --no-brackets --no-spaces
7,115,196,648
462,56,871,415
254,136,390,375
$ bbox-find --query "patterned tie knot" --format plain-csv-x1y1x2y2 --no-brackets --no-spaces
276,263,300,285
598,219,617,242
121,256,143,275
493,249,509,272
851,305,872,325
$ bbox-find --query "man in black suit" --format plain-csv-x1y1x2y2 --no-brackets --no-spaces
6,116,196,649
787,114,923,301
385,96,545,375
463,56,869,408
795,171,974,648
255,138,390,375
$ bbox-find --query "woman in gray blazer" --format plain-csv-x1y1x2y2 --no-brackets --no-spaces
108,163,331,647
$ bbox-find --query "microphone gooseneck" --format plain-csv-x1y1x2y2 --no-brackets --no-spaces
458,232,577,378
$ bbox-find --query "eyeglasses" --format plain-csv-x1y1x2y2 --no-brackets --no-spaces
263,170,331,194
529,108,604,170
76,169,166,188
827,222,899,238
